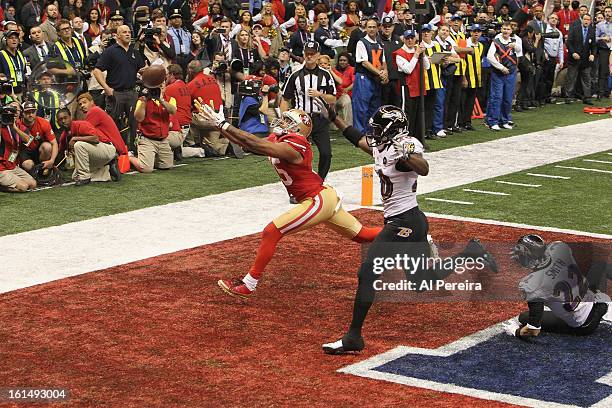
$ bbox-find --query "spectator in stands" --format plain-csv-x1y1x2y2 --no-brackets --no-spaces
40,3,60,43
595,6,612,99
331,52,354,126
314,11,344,59
23,25,51,70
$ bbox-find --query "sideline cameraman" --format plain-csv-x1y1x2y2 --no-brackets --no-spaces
203,52,233,113
0,105,36,192
16,100,57,173
137,9,175,68
130,82,177,173
93,25,145,150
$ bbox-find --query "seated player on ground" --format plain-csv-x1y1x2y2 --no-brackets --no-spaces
195,100,382,299
504,234,611,340
319,102,498,354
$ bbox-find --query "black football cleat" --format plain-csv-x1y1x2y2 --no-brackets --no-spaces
108,157,121,182
322,334,365,355
460,239,499,273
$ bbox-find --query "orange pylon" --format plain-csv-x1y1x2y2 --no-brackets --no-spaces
472,97,484,119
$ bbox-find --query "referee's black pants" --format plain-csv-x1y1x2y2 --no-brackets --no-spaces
105,89,137,150
519,303,608,336
311,114,332,180
597,48,611,97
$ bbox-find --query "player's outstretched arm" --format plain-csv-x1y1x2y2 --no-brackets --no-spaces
313,98,372,154
195,99,303,163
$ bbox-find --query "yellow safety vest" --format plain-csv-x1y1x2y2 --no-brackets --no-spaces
54,37,85,67
33,90,61,129
449,31,467,76
424,42,443,91
465,42,483,88
0,49,27,86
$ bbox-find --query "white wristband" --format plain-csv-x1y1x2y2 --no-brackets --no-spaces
221,121,231,131
526,324,541,330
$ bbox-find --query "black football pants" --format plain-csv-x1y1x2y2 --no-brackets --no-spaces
311,115,332,180
519,303,608,336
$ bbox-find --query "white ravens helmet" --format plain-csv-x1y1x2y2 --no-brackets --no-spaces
367,105,409,147
511,234,548,269
270,109,313,138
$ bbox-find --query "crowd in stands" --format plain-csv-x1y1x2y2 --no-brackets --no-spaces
0,0,610,192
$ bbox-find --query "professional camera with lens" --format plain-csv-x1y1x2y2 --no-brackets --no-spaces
0,79,13,95
477,20,501,38
0,105,17,126
144,27,162,40
137,83,161,100
238,79,262,97
213,61,228,74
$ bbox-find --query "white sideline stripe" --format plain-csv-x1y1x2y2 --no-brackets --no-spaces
495,181,541,187
422,212,612,239
555,165,612,174
527,173,571,179
607,153,612,156
362,207,612,239
1,119,611,294
463,188,510,196
338,320,607,408
424,198,474,205
583,159,612,165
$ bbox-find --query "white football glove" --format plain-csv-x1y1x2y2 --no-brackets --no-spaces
392,136,416,161
195,99,226,127
502,318,521,337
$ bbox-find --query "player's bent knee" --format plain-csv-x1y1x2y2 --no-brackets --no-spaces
21,160,34,171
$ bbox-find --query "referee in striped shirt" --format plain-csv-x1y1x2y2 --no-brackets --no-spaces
280,41,336,180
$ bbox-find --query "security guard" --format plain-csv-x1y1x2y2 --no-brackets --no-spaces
447,15,470,133
459,24,484,131
0,30,27,99
421,24,444,139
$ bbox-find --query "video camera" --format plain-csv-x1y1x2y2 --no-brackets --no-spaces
540,31,561,39
135,80,161,100
144,27,162,40
0,105,17,126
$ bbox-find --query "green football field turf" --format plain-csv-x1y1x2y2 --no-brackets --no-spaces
1,102,610,236
421,151,612,234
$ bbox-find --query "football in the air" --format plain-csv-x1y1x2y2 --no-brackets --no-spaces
141,65,167,88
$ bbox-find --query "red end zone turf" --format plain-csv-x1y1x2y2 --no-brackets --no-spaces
0,209,607,407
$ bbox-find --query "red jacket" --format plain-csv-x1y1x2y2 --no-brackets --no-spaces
0,126,20,171
393,47,426,98
86,106,127,155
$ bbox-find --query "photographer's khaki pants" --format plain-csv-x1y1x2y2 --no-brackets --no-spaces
168,129,206,158
189,113,229,155
0,167,35,190
72,141,116,182
137,136,173,173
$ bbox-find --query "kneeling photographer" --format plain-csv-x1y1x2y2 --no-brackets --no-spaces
0,104,37,192
130,67,177,173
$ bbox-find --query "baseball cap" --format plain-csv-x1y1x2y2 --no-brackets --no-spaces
4,30,19,39
22,100,37,111
403,29,416,38
450,14,463,21
304,41,320,53
421,23,434,31
381,16,394,26
468,24,483,32
252,23,263,30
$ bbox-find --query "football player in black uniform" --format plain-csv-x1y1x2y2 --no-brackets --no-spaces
318,102,498,354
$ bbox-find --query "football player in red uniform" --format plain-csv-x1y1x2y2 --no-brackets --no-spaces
196,99,382,299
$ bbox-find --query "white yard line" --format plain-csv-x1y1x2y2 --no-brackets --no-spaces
526,173,571,179
1,119,611,294
555,165,612,174
495,181,541,187
424,198,474,205
462,189,510,196
583,159,612,165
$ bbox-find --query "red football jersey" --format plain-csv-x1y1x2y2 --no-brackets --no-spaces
267,133,323,202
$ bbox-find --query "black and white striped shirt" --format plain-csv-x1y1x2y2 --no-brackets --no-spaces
281,66,336,114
